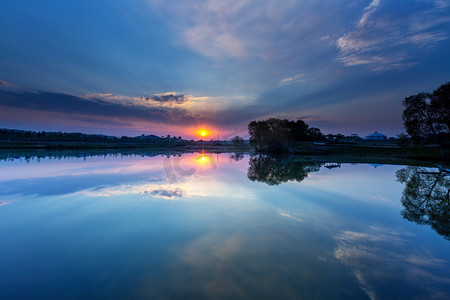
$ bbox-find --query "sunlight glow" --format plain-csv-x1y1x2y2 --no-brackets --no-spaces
195,155,209,164
196,129,210,138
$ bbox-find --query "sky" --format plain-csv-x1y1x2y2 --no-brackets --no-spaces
0,0,449,139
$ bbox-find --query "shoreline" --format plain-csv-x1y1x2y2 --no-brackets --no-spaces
0,144,446,166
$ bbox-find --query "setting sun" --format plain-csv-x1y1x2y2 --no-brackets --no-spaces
196,129,210,138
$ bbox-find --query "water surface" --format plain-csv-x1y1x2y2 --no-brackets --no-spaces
0,153,448,299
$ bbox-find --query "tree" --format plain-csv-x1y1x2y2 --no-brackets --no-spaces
306,127,325,141
402,82,450,153
229,152,244,161
431,83,450,132
396,133,411,148
248,118,322,152
247,154,323,185
230,136,244,145
396,166,450,240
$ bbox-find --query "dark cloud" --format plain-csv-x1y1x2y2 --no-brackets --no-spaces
0,89,273,132
147,93,188,104
0,80,7,86
148,188,185,198
0,90,197,126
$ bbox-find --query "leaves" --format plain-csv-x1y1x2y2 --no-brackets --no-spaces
396,166,450,240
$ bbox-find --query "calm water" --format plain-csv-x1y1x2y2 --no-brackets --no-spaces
0,152,448,299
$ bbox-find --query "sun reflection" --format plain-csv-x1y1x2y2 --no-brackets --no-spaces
193,152,218,170
196,155,209,164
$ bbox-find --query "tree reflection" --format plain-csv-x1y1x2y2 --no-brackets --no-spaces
247,154,323,185
229,152,244,161
396,166,450,239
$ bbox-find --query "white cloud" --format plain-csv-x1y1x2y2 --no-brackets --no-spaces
358,0,380,27
336,0,450,71
146,0,339,64
334,226,450,300
279,73,306,85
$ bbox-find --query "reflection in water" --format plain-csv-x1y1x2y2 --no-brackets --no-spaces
247,154,323,185
396,166,450,240
0,152,449,299
0,149,186,162
334,226,450,300
229,152,244,161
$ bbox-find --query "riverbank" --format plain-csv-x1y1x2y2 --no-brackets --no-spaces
0,140,447,162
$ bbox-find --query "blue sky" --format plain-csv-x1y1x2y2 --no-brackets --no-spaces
0,0,449,138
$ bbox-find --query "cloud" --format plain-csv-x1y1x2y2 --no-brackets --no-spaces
0,80,17,89
0,90,200,128
336,0,450,71
279,73,306,85
334,225,450,300
148,0,253,60
147,188,186,199
84,92,190,107
147,0,345,68
358,0,380,27
0,88,270,135
147,93,188,104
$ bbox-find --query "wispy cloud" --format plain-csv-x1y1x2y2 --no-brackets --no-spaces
279,73,306,85
147,0,344,71
336,0,450,71
148,0,254,60
358,0,380,27
0,80,18,89
334,225,450,300
84,92,191,108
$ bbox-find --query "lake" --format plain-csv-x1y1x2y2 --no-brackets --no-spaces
0,152,449,299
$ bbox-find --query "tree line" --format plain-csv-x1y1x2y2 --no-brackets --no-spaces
0,129,181,144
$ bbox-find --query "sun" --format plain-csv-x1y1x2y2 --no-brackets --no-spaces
197,128,210,138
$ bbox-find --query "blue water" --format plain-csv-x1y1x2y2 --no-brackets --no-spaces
0,153,448,299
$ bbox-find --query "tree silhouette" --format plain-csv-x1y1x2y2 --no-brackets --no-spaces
230,136,244,145
402,82,450,154
396,166,450,240
229,152,244,161
247,154,323,185
248,118,324,153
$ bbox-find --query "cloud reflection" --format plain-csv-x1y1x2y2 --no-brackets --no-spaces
334,226,450,300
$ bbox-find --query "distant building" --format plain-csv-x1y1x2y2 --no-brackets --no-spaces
365,131,387,140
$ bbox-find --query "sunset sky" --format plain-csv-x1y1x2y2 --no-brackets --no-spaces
1,0,449,139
